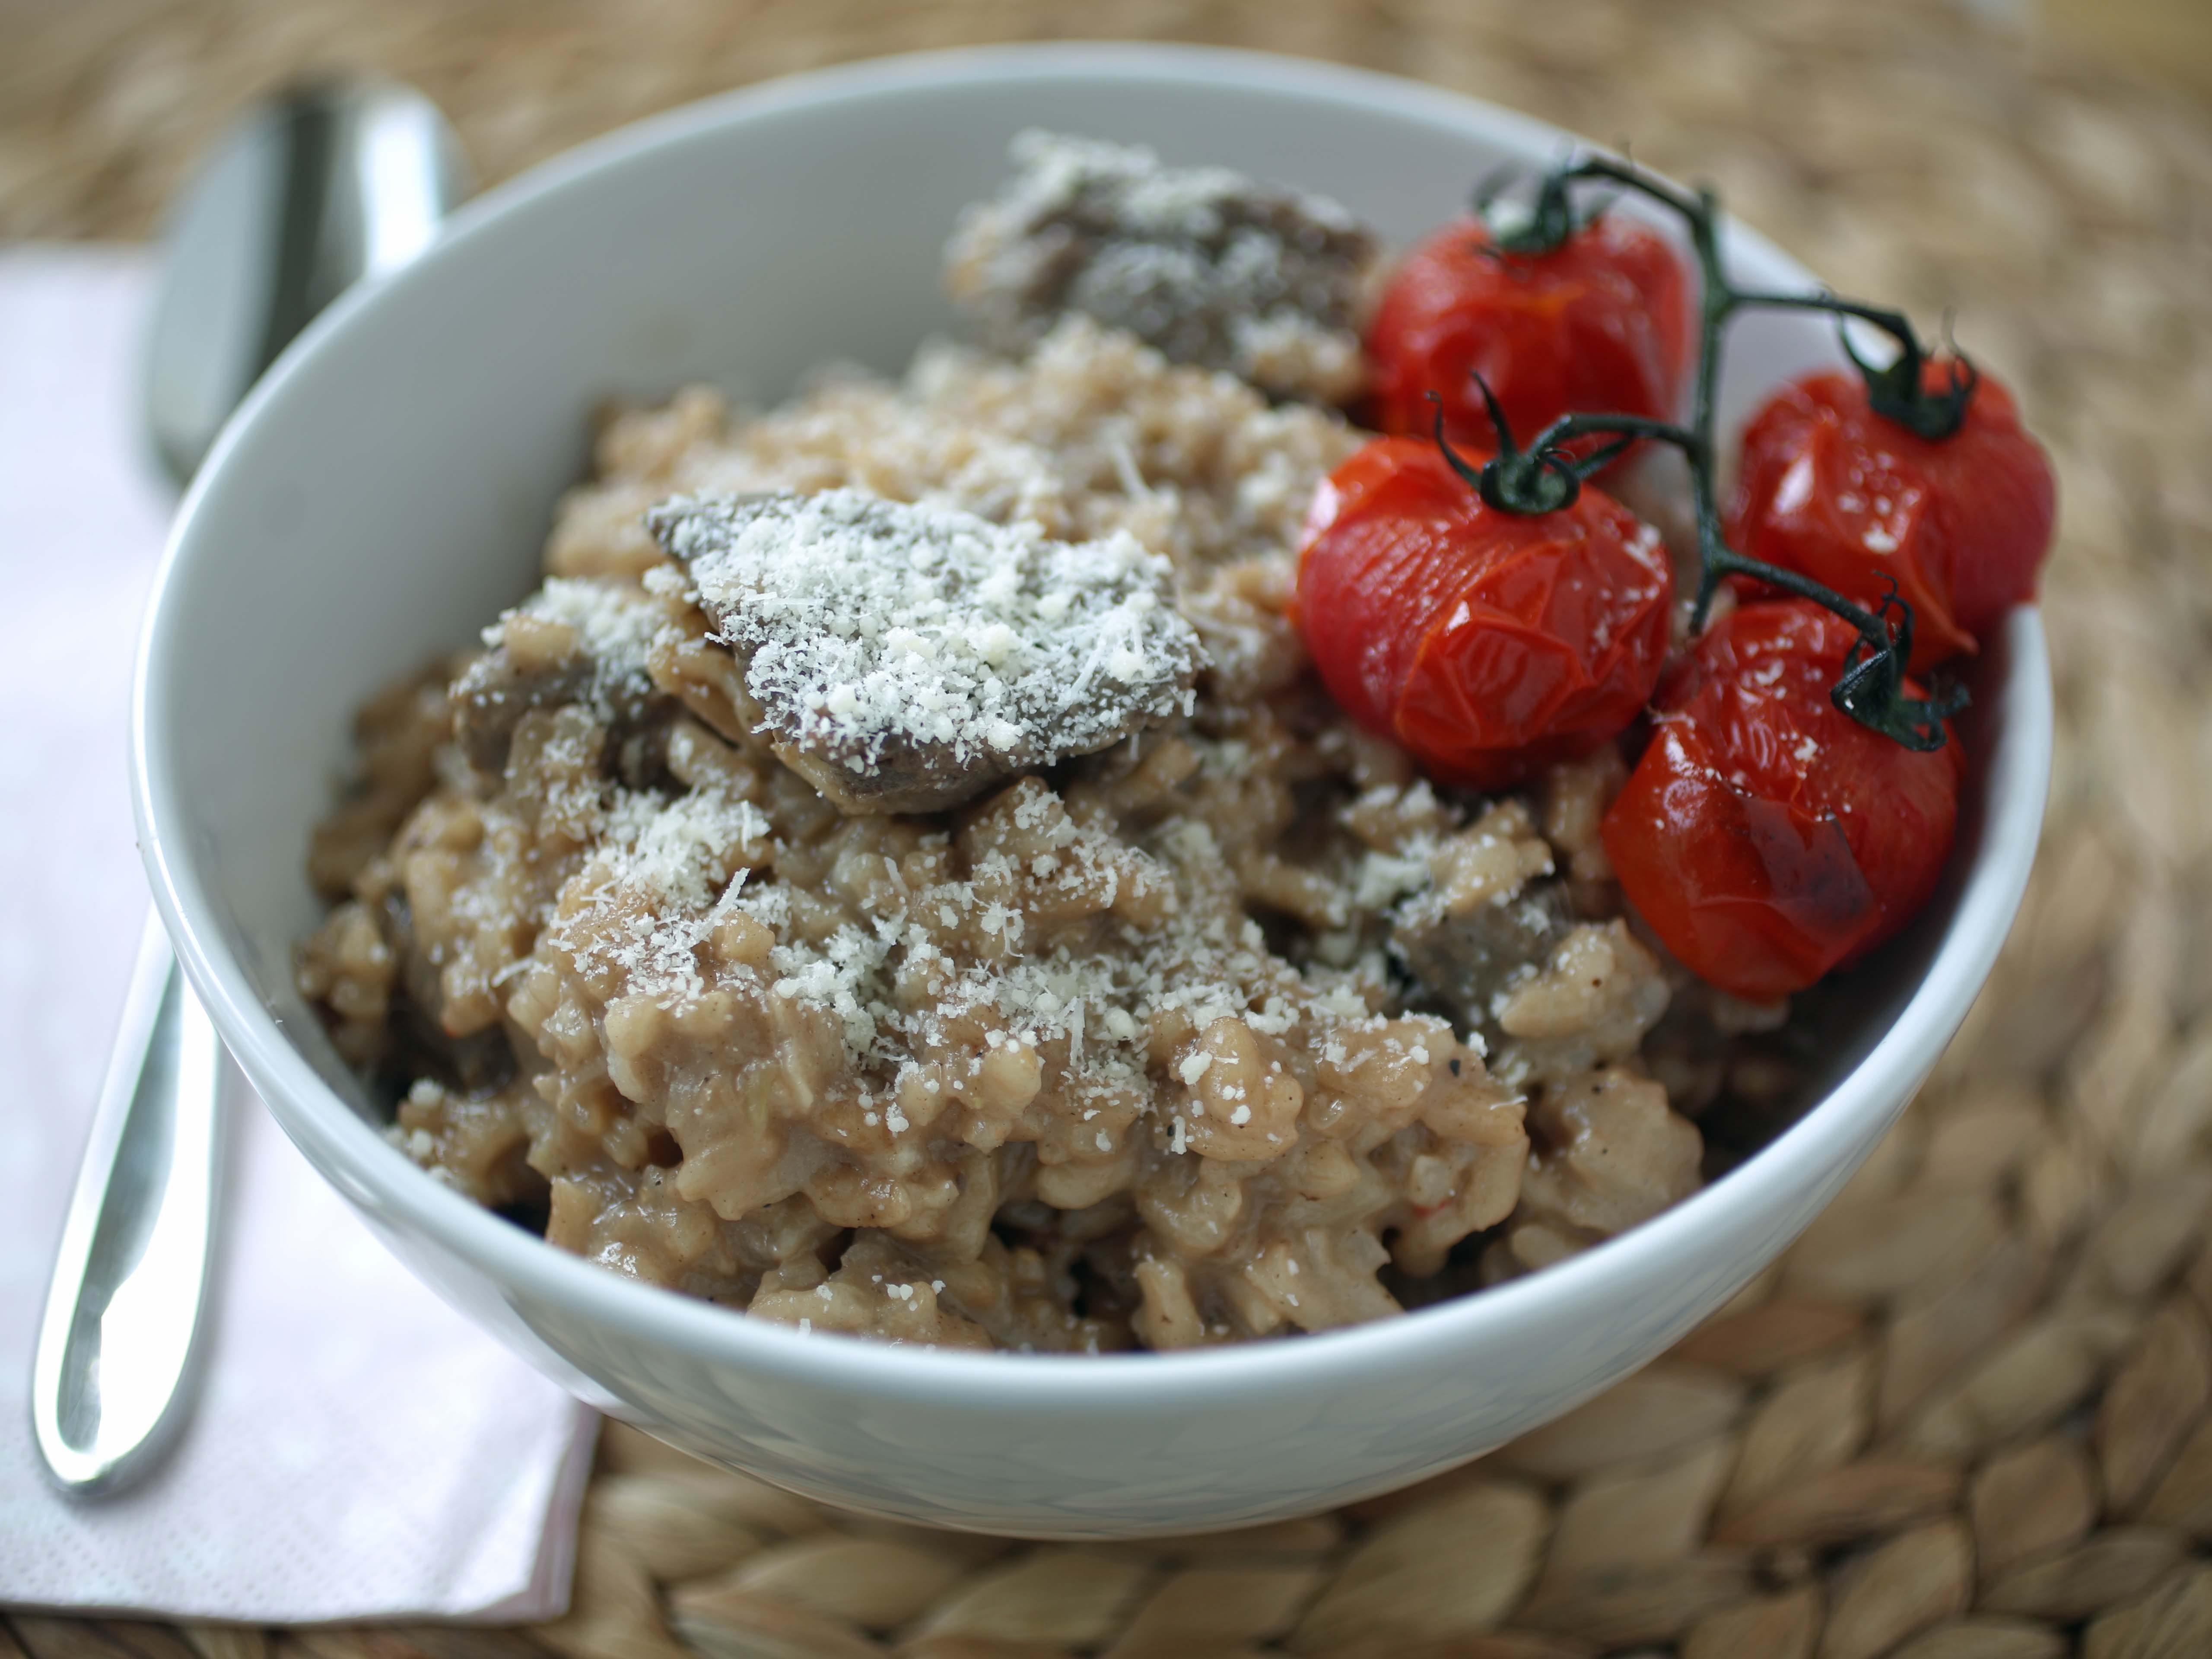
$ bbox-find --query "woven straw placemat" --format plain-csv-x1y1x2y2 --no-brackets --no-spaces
8,0,2211,1653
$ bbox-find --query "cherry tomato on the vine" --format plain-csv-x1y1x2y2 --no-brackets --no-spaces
1600,600,1963,1001
1724,360,2056,673
1365,211,1693,463
1296,435,1674,791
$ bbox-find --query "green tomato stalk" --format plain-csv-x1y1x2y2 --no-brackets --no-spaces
1458,152,1972,752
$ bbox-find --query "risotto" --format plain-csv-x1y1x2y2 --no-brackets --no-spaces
298,140,1785,1352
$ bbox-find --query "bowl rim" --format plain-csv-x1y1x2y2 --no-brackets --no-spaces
133,38,2053,1407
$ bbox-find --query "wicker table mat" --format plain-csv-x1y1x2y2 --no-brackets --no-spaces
8,0,2212,1653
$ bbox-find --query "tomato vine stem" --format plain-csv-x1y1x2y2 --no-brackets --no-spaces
1471,153,1970,752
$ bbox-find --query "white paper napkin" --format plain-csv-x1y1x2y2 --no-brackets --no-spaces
0,245,598,1623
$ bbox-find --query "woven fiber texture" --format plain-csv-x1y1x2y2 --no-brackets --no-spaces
9,0,2212,1653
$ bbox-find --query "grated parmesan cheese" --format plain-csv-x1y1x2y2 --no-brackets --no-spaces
485,577,668,677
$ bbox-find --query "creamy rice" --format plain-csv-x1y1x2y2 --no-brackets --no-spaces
298,316,1757,1351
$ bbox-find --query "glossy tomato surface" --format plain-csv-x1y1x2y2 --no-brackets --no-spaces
1366,211,1693,460
1724,362,2056,673
1297,435,1673,790
1600,600,1964,1000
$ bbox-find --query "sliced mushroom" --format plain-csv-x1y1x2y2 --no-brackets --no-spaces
1394,880,1575,1030
451,576,674,773
946,130,1379,404
648,488,1208,815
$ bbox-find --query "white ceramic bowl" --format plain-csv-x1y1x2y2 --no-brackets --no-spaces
133,43,2050,1537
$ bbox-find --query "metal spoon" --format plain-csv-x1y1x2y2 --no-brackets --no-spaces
31,80,468,1495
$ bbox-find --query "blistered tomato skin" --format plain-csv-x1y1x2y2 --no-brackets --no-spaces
1365,212,1693,463
1297,436,1674,791
1600,601,1964,1001
1724,362,2056,673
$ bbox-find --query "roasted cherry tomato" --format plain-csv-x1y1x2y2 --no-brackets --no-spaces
1724,360,2056,673
1365,211,1692,461
1601,600,1963,1000
1296,435,1674,791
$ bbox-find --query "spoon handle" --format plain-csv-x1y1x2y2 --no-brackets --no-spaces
31,908,224,1493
